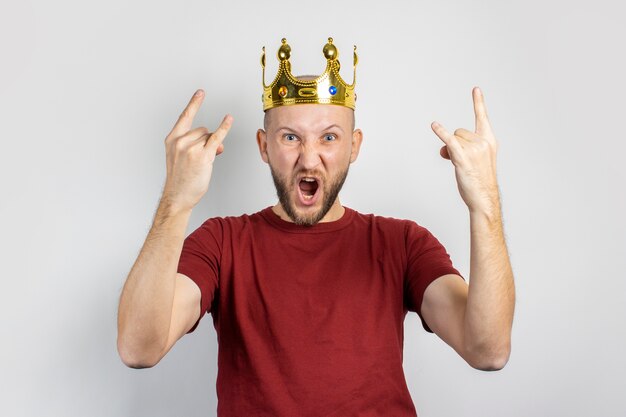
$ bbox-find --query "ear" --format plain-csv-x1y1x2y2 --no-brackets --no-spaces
349,128,363,163
256,128,269,164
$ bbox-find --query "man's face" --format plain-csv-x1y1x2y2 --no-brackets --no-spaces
257,104,363,226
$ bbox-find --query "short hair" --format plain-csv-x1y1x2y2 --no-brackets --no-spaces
263,74,355,132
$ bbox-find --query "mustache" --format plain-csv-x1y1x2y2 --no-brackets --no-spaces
293,170,325,181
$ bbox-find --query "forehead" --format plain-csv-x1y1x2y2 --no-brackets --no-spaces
267,104,352,132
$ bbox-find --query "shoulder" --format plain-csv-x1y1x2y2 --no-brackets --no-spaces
348,207,427,237
200,206,269,226
193,207,273,236
348,208,450,259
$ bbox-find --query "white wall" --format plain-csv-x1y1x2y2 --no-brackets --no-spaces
1,0,625,416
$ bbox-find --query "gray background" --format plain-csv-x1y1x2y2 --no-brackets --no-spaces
1,0,624,416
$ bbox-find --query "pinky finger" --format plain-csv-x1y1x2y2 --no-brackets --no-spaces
431,121,460,151
205,114,233,150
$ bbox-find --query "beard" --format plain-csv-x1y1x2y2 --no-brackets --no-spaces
269,162,350,227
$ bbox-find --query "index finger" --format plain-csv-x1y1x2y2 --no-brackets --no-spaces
168,89,205,139
472,86,494,137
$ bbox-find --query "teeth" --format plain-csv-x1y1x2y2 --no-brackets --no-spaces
302,177,316,182
303,194,313,200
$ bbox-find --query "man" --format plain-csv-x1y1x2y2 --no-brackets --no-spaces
117,37,515,416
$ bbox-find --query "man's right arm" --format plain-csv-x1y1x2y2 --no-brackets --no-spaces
116,89,233,368
116,200,200,369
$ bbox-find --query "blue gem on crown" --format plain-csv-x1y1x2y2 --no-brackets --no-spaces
329,85,337,95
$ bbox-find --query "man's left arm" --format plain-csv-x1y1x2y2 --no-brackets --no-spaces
421,86,515,371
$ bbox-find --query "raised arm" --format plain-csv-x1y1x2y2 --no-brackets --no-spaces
116,89,233,368
421,86,515,371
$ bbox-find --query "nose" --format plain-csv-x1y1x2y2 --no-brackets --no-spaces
297,141,322,171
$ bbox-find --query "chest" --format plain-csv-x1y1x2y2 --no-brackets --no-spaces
216,231,407,346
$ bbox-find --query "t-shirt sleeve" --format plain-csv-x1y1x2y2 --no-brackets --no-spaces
176,218,222,334
404,220,465,333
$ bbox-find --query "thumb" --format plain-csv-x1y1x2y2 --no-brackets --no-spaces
440,145,451,160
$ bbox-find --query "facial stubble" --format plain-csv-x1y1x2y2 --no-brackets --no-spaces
269,161,350,227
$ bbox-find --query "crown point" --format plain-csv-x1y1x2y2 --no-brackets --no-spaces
278,40,291,61
281,38,287,44
323,40,338,60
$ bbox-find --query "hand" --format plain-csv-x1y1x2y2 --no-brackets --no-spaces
162,89,233,212
431,86,500,214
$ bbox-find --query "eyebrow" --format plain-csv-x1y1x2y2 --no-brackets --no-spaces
276,124,344,134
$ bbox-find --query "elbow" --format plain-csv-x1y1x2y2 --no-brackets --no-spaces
470,354,509,371
120,355,157,370
117,336,161,369
465,342,511,372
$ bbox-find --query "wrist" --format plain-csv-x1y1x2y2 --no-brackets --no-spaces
157,196,193,219
469,201,502,223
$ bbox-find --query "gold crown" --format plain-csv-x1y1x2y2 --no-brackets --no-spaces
261,37,358,112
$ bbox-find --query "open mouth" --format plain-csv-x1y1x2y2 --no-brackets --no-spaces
299,177,319,199
297,177,320,205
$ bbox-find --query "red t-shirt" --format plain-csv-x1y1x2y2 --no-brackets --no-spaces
177,206,463,416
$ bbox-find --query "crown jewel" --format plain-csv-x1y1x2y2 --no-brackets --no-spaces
261,37,358,112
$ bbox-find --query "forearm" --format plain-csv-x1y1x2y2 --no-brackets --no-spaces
464,200,515,369
117,197,192,367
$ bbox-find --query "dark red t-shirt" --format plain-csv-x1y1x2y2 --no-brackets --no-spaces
177,206,463,416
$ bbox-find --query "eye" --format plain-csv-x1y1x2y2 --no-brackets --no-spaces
323,134,337,142
284,134,298,142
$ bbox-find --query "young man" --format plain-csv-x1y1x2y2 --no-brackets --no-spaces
117,38,515,416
